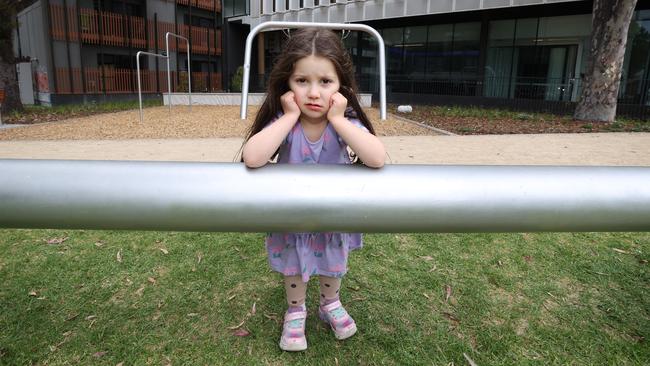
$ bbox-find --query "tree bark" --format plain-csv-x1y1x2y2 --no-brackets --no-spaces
0,57,23,115
0,0,24,116
574,0,638,122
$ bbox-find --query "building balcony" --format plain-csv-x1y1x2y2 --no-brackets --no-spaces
49,5,222,56
54,67,222,94
177,0,222,13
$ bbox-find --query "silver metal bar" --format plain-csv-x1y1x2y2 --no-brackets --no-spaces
240,21,387,120
1,160,649,233
136,51,168,124
165,32,192,113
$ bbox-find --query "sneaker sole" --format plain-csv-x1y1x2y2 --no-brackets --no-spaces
279,338,307,352
333,322,357,340
320,313,357,340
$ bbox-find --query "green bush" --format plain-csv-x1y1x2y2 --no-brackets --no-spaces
231,66,244,92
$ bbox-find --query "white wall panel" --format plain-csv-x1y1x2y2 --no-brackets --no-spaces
406,0,428,16
384,0,404,17
456,0,481,11
313,6,329,22
484,0,511,8
364,1,384,20
329,4,346,22
346,3,365,22
241,0,585,26
429,0,454,13
513,0,544,5
298,8,314,21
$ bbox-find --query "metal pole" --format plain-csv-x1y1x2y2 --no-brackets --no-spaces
187,36,192,110
240,21,387,120
1,160,649,233
136,51,168,123
137,51,142,122
165,32,191,112
166,32,172,113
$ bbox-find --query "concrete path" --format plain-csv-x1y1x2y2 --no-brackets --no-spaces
0,133,649,165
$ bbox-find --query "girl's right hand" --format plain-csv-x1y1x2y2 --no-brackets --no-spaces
281,91,301,117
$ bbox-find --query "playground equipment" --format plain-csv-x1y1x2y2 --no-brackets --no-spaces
136,32,192,123
1,160,648,233
240,21,387,120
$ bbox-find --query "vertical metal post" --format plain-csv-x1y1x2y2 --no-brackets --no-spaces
154,13,159,93
164,32,191,113
137,51,143,123
166,33,172,112
137,50,169,123
187,39,192,109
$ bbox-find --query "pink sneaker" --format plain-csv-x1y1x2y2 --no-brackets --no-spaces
279,309,308,351
319,300,357,340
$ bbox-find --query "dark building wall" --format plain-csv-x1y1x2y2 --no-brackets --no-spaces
223,21,249,91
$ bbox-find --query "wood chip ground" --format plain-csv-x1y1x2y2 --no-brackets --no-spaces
0,106,439,141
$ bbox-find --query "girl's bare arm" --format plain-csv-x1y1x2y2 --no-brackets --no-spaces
329,116,386,168
327,92,385,168
242,112,299,168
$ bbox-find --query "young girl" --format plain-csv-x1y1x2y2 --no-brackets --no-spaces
241,28,385,351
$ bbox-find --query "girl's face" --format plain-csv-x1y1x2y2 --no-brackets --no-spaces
288,55,340,124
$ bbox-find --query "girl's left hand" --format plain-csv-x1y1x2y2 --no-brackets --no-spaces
327,92,347,121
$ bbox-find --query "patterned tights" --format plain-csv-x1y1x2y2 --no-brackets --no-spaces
283,275,341,307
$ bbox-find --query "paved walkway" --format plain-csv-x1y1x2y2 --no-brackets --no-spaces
0,133,649,165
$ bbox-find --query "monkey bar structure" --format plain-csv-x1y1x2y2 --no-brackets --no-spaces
1,160,649,233
240,21,387,121
136,32,192,123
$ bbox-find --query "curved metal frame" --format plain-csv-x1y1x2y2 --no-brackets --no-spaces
240,21,386,120
136,32,192,123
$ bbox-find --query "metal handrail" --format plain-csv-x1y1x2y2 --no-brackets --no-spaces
240,21,386,120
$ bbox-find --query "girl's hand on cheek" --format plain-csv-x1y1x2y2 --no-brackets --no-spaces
327,92,347,121
281,91,301,117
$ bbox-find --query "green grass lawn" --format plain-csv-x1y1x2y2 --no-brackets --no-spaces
1,230,648,365
4,99,163,125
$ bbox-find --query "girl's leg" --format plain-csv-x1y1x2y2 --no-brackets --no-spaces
318,276,357,340
280,275,308,351
284,275,307,310
318,275,341,306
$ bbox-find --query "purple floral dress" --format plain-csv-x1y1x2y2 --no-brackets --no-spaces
265,111,368,283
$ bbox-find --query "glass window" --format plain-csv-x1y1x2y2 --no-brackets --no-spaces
403,26,428,79
357,32,378,92
621,19,650,104
343,30,358,58
426,24,453,78
537,14,591,40
384,28,404,76
488,19,515,47
451,22,480,79
485,20,515,98
514,18,538,46
224,0,248,17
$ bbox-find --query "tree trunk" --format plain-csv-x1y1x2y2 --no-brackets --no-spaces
574,0,638,122
0,0,24,117
0,57,23,116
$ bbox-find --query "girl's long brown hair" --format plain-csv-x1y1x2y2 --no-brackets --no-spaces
240,28,375,161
